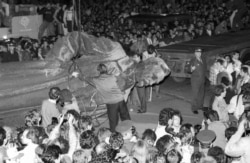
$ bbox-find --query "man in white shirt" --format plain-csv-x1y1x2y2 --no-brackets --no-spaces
225,117,250,163
209,59,225,86
41,87,61,128
18,127,39,163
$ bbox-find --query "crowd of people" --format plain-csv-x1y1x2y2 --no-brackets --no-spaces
1,81,250,163
0,0,250,163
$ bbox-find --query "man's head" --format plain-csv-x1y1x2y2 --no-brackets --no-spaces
115,120,135,140
208,146,225,163
59,89,73,104
194,48,202,59
158,108,174,126
8,42,15,53
240,66,249,78
142,129,156,147
215,58,226,71
147,45,155,54
41,145,62,163
47,3,51,9
214,85,226,97
203,109,219,122
79,130,96,150
97,63,108,75
48,87,61,100
78,115,93,133
221,76,231,87
196,130,216,149
21,127,39,145
232,51,240,60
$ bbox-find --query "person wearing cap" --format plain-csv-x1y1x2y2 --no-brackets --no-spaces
196,129,216,156
59,88,80,114
1,41,19,63
190,48,206,114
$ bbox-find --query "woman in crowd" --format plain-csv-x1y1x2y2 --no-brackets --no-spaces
212,85,229,123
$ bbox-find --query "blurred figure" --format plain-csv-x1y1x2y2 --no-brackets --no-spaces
38,3,55,41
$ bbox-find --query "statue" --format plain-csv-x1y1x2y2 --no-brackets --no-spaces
0,32,170,116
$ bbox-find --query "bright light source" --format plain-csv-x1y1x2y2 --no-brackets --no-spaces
3,35,7,39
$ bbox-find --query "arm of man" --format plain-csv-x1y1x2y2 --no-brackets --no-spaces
225,119,247,157
53,8,60,23
227,95,237,113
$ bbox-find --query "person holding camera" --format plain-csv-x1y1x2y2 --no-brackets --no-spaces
225,114,250,163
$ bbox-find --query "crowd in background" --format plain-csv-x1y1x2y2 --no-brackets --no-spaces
0,0,250,163
1,0,250,62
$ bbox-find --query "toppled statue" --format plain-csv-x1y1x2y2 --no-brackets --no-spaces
0,32,170,115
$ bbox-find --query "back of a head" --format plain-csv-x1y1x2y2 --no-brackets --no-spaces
203,110,219,122
79,130,96,149
216,58,224,66
159,108,174,126
166,149,182,163
191,151,204,163
26,127,40,144
72,149,89,163
41,145,62,163
131,140,148,163
147,45,155,54
208,146,225,163
156,135,173,155
201,156,217,163
79,115,93,133
142,128,156,142
214,85,225,97
0,127,6,146
97,127,111,143
225,127,237,140
221,77,230,87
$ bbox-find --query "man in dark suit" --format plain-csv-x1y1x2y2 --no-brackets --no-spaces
190,48,206,114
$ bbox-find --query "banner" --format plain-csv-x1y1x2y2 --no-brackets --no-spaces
11,15,42,39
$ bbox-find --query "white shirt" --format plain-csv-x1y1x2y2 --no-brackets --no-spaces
19,143,38,163
212,96,229,122
225,129,250,163
180,145,194,163
154,123,171,145
233,59,242,73
142,51,156,61
227,95,245,120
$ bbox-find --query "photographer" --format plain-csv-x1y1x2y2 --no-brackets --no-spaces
224,114,250,163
